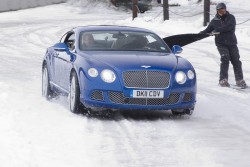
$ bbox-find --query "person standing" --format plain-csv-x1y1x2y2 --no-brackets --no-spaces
200,2,247,88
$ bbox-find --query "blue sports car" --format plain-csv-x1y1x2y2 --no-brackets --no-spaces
42,25,196,115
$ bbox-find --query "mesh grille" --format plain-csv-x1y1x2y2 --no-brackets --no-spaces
108,91,124,104
108,92,180,105
123,71,170,88
91,91,104,101
183,93,193,102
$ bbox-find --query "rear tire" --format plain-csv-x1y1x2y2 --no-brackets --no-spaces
42,64,53,99
69,72,81,113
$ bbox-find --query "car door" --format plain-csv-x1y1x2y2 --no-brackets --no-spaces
54,31,76,93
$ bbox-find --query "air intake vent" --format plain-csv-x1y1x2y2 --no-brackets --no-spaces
109,92,180,105
91,91,104,101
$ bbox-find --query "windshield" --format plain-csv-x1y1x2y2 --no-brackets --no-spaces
79,31,171,52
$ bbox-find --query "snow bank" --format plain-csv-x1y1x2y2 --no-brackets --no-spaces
0,0,68,12
68,0,116,14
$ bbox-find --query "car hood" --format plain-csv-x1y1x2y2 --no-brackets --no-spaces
80,51,177,72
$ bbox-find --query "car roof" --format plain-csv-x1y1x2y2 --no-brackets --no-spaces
72,25,154,33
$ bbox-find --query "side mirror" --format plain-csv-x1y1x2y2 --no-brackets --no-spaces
172,45,183,54
54,43,68,51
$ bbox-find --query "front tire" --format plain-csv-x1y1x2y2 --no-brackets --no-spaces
69,72,81,113
42,64,52,99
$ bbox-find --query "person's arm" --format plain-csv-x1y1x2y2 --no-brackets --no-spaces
200,22,214,34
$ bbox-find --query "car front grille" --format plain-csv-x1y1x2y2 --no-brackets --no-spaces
108,91,180,105
123,71,170,88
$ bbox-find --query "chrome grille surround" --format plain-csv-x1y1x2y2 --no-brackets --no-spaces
108,91,180,105
123,71,170,88
91,90,104,101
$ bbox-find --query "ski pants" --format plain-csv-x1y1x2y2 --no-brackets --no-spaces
216,44,244,81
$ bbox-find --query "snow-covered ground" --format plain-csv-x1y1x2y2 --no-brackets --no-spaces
0,0,250,166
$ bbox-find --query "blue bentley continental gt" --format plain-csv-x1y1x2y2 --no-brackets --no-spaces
42,25,196,115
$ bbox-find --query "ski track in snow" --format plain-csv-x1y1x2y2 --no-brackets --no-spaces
1,1,250,167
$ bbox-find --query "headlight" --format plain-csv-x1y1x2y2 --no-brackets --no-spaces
187,70,195,79
88,68,98,77
101,69,116,83
175,71,187,84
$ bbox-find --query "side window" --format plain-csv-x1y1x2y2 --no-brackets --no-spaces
64,32,75,51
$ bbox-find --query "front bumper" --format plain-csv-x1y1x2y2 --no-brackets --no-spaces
80,88,196,111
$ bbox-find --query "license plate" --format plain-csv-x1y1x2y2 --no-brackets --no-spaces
131,90,164,98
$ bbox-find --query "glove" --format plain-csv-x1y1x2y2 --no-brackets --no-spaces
209,31,220,36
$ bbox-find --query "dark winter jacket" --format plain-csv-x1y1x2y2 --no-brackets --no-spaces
200,11,237,46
